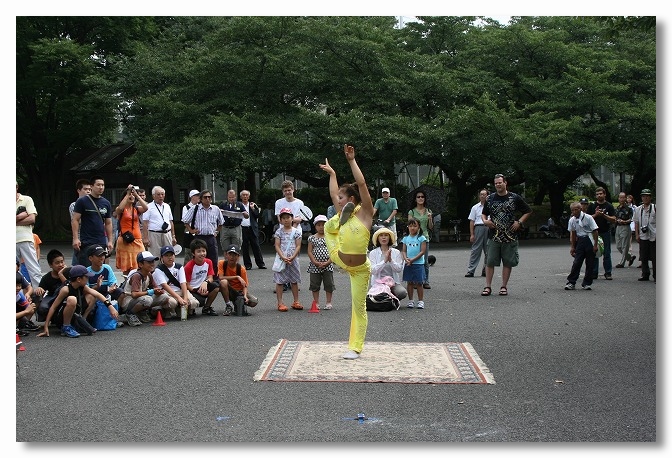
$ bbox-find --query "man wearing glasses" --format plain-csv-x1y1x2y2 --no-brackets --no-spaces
481,174,532,296
182,190,224,268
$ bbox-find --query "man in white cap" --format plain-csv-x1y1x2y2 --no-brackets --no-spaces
373,187,398,245
181,189,200,262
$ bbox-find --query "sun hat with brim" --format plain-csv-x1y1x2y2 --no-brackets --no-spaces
640,189,652,195
372,227,396,246
313,214,328,224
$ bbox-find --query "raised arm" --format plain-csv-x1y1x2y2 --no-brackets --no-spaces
344,144,373,217
319,158,340,210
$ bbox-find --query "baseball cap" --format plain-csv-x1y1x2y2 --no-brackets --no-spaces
313,214,328,223
189,189,200,198
382,187,390,194
136,251,159,263
579,198,589,204
87,245,107,257
226,244,241,255
69,265,95,279
279,207,293,216
160,245,175,256
640,188,652,195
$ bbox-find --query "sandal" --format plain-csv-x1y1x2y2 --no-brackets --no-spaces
481,287,492,296
499,286,508,296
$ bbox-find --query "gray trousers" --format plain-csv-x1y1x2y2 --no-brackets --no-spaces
466,225,488,274
615,225,633,265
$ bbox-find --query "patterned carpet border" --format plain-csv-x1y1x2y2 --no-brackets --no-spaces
253,339,495,384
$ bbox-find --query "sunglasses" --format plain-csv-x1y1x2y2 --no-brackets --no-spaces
416,196,426,199
201,195,212,199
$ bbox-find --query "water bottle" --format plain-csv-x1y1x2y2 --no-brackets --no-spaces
180,305,187,321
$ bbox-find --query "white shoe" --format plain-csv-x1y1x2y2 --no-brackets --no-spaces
407,301,415,308
324,303,332,310
342,350,360,360
416,301,425,309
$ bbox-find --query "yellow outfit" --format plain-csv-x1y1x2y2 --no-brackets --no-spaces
324,205,371,353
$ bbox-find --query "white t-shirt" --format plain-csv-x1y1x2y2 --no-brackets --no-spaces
274,197,305,235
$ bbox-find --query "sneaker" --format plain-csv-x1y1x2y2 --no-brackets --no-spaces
464,272,474,277
423,282,431,289
564,282,575,290
277,303,288,312
615,264,624,268
407,301,415,309
223,303,233,316
126,313,142,327
21,321,40,331
291,301,304,310
203,307,219,316
339,202,355,225
342,350,360,360
416,301,425,309
168,311,178,319
604,273,613,280
60,325,80,338
628,255,636,267
581,284,592,290
324,303,333,310
137,311,152,323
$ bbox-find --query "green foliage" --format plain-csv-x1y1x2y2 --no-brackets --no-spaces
16,16,655,236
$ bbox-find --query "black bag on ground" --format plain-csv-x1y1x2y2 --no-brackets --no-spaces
366,293,400,312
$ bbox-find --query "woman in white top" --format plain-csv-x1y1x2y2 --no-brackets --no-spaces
368,227,407,300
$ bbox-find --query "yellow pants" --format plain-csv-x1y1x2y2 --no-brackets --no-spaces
324,215,371,353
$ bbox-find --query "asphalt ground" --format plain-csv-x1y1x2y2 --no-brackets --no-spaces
11,238,661,452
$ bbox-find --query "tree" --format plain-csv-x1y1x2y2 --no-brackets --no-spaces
16,16,157,236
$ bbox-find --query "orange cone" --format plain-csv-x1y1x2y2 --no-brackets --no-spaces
16,333,26,351
152,310,167,326
308,300,320,313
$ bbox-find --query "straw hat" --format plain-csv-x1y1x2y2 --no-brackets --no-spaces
371,227,396,246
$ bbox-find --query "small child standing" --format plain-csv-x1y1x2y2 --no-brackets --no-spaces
307,215,335,310
401,219,428,309
274,207,303,311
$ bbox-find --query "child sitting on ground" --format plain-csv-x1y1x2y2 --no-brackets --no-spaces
218,244,259,316
33,249,67,323
184,238,221,316
306,214,334,310
38,265,116,338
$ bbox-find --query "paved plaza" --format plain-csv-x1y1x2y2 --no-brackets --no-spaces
14,238,658,446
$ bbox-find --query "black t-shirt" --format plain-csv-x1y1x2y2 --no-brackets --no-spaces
587,201,615,233
38,272,65,296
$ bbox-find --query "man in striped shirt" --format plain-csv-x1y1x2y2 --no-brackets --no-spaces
182,190,224,268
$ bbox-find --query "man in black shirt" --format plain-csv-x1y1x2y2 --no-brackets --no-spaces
587,187,616,280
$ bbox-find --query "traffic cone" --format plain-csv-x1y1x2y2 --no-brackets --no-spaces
152,310,166,326
17,333,26,351
308,300,320,313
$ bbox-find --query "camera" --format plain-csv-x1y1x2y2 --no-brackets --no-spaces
16,205,26,215
641,225,648,233
161,221,169,231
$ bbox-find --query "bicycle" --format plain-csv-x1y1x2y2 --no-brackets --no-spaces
449,219,462,242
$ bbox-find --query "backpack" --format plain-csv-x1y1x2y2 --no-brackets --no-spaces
366,293,400,312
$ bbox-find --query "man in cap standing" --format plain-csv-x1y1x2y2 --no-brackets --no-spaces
373,187,398,245
182,189,200,262
634,189,656,282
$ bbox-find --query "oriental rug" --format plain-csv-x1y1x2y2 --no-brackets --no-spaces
253,339,495,384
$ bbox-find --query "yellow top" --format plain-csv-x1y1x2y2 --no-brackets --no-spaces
336,204,370,255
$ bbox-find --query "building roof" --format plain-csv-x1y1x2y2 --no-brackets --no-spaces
69,143,135,172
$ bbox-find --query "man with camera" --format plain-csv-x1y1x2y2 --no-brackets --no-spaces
142,185,177,259
587,187,616,280
634,189,656,282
